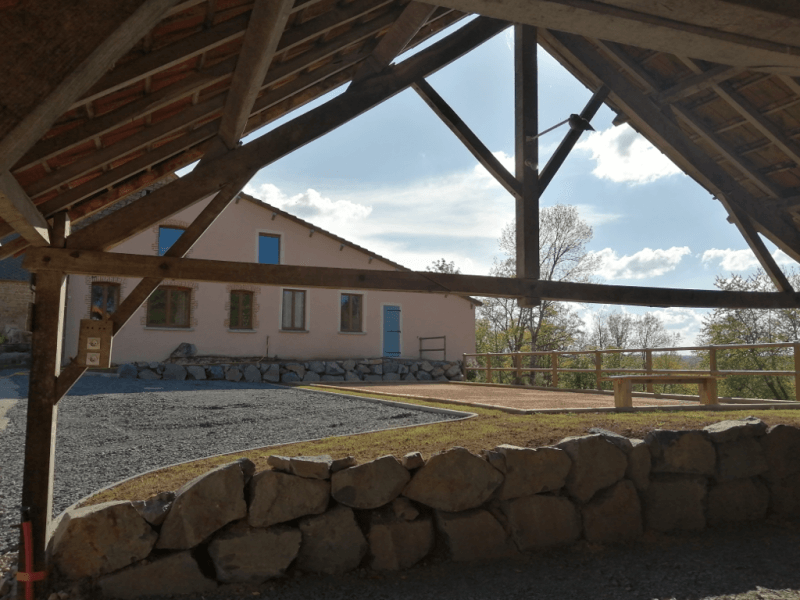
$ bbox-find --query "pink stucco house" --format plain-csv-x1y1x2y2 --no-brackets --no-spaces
62,192,477,365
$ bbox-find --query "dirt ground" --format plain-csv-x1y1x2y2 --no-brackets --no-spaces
319,382,701,411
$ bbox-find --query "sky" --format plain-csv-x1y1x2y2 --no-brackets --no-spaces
183,22,793,346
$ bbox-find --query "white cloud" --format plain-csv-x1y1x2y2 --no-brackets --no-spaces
576,124,682,185
701,247,795,272
573,204,621,226
590,246,691,280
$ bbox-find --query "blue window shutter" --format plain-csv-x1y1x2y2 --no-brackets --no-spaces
383,305,401,357
259,235,280,264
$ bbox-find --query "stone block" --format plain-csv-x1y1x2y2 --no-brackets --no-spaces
50,501,157,580
248,470,329,527
715,437,768,481
137,369,160,380
132,491,175,527
646,430,716,476
402,451,424,470
156,459,254,550
321,375,344,382
391,497,419,521
416,371,432,381
345,370,361,381
492,444,571,500
342,359,356,371
98,551,215,599
403,447,503,512
243,364,261,383
262,364,280,383
185,365,206,380
445,364,461,378
331,456,357,473
281,371,300,383
398,364,409,375
703,417,768,443
383,361,399,374
285,363,306,377
332,455,410,509
431,367,445,378
760,424,800,481
644,475,707,532
500,495,581,551
372,364,383,375
290,455,333,479
208,521,301,583
626,439,651,492
383,373,401,381
308,361,326,374
556,435,628,503
707,478,769,526
403,372,417,382
117,363,137,379
435,509,516,561
297,505,368,574
420,361,434,372
364,374,383,382
208,365,225,380
162,363,187,380
225,367,242,382
369,513,433,570
170,342,197,358
303,371,321,382
326,361,345,375
357,364,371,374
767,472,800,516
582,480,643,543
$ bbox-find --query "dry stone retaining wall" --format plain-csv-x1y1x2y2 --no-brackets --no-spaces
49,418,800,598
117,357,465,383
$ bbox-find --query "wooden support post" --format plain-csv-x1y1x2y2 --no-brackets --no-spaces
709,345,719,404
485,353,493,384
613,378,633,408
18,213,70,599
645,350,654,393
552,351,559,388
794,343,800,401
595,350,603,390
514,353,522,386
514,24,540,308
461,353,467,380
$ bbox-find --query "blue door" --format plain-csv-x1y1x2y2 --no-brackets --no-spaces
383,305,401,357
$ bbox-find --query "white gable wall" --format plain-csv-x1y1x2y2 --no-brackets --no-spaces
63,196,476,364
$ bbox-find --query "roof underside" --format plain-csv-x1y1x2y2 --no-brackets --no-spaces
3,0,800,274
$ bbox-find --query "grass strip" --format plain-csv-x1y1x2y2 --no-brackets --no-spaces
82,386,800,507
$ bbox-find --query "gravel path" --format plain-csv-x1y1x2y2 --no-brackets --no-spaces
0,370,465,554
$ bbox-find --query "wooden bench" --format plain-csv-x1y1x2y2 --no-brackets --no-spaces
605,375,720,408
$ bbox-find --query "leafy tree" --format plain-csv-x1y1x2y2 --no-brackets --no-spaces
697,269,800,400
475,204,599,384
427,258,461,274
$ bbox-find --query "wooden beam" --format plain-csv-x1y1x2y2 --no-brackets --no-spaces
24,246,800,309
672,104,783,199
727,204,794,292
539,85,608,193
74,14,249,109
27,95,227,199
15,56,238,172
0,172,50,247
515,24,540,306
17,211,70,600
351,1,437,83
0,0,177,174
655,64,740,105
217,0,294,148
541,30,800,264
713,82,800,167
425,0,800,74
65,17,509,252
412,79,521,197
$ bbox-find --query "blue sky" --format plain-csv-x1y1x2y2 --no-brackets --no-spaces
188,23,793,345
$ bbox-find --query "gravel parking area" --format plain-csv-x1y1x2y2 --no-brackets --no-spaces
0,370,466,554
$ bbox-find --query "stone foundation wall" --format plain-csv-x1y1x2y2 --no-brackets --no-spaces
50,418,800,599
117,358,465,383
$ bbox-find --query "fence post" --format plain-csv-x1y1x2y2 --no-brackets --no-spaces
709,345,719,405
461,353,467,380
485,353,493,384
794,342,800,401
595,350,603,390
514,353,522,386
645,350,654,393
552,352,559,388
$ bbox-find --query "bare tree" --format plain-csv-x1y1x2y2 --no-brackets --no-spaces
427,258,461,274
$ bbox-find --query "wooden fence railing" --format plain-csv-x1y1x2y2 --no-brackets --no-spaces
462,341,800,396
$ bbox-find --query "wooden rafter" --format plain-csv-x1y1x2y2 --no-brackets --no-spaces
412,78,521,196
0,0,178,174
216,0,294,148
655,64,741,104
0,172,50,247
24,246,800,309
351,1,437,83
543,30,800,280
65,17,509,253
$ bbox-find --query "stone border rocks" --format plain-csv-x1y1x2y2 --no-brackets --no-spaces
117,358,464,384
48,418,800,598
